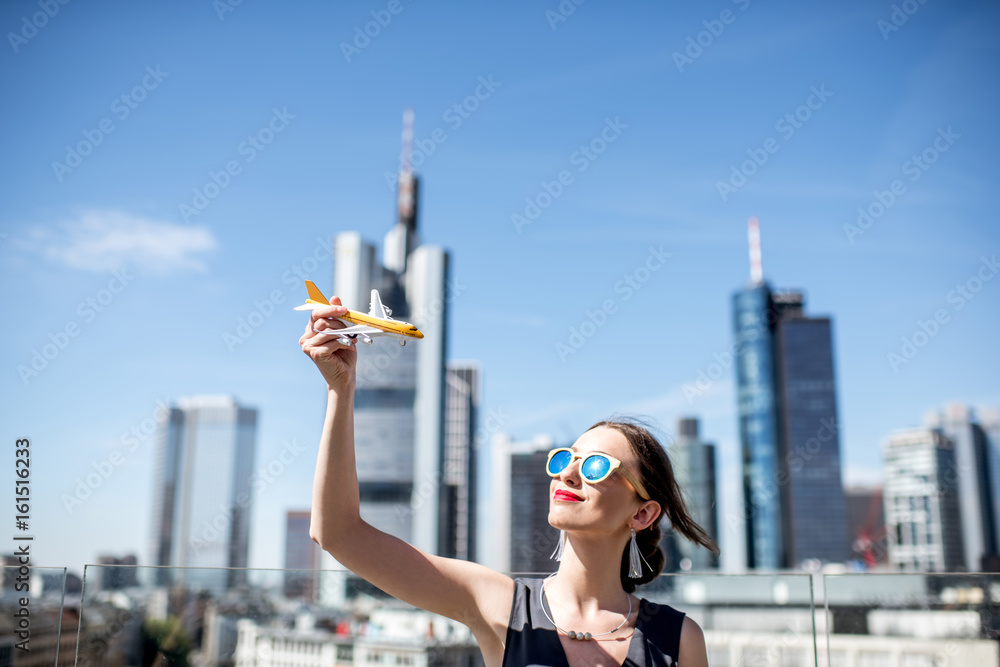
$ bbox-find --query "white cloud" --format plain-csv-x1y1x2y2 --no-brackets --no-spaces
26,210,216,275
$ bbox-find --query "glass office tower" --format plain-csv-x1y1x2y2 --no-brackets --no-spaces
883,428,965,572
668,418,719,571
924,404,998,571
733,284,849,569
441,362,480,561
733,283,786,569
777,300,850,565
149,395,257,591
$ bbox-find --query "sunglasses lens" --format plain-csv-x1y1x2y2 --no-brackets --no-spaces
548,450,572,475
581,455,612,482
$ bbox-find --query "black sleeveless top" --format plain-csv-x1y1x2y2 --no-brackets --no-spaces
501,578,686,667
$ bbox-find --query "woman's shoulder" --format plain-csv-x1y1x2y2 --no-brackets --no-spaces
636,596,688,662
637,596,687,625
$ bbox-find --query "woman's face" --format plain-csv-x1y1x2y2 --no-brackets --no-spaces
547,426,646,535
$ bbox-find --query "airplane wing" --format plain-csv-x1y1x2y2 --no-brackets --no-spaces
314,323,382,337
368,289,391,319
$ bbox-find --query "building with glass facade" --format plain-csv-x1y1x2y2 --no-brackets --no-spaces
149,395,257,591
732,283,849,569
483,433,557,574
317,115,452,601
284,510,321,601
923,404,998,571
441,361,480,561
668,417,719,571
883,427,965,572
330,235,449,558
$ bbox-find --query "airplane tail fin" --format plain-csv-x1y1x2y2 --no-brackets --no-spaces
368,289,390,319
293,280,332,310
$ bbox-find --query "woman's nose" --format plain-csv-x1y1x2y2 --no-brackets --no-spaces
559,458,582,486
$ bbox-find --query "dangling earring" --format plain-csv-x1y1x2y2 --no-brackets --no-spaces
628,527,652,579
550,530,565,561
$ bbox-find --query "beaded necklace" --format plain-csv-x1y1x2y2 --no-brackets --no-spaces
539,575,633,641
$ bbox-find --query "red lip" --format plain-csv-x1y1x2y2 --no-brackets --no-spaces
554,490,583,502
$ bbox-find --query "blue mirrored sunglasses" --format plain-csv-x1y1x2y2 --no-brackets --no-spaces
545,448,651,501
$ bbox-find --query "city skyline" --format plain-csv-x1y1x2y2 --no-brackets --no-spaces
1,1,997,576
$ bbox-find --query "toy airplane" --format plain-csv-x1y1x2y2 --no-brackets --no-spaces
294,280,424,346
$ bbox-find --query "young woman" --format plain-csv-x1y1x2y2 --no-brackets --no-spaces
301,297,718,667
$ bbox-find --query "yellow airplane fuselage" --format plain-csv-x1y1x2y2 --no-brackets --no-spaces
340,309,424,339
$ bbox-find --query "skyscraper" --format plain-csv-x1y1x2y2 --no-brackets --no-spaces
981,407,1000,567
284,510,321,601
732,218,849,569
883,427,965,572
668,418,719,571
330,109,451,555
923,404,998,570
484,433,558,574
441,362,481,561
149,395,257,591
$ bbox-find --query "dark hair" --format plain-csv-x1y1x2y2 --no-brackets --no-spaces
587,418,720,593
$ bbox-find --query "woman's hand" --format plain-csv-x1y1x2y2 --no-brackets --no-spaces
299,297,358,392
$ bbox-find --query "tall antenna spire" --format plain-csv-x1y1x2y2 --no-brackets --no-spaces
748,216,763,285
385,109,419,275
397,108,415,227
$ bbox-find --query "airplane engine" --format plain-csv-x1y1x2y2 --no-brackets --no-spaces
361,335,373,345
399,340,406,346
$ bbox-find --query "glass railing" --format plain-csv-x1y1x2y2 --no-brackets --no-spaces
822,572,1000,667
638,571,818,667
54,566,1000,666
0,566,69,666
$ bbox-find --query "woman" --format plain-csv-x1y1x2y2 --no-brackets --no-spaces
301,297,718,666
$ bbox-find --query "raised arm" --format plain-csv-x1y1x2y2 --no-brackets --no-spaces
300,299,513,653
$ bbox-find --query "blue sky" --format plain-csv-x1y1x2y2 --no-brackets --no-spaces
1,0,997,576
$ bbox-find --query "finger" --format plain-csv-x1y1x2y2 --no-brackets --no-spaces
310,303,347,325
302,334,353,359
